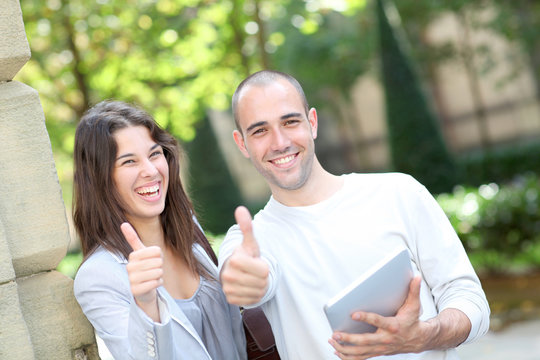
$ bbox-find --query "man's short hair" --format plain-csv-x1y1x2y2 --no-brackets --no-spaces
231,70,310,132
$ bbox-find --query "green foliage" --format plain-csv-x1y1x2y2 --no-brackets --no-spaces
458,141,540,187
376,0,458,193
186,116,243,234
271,3,373,101
438,173,540,274
19,0,251,138
56,251,83,279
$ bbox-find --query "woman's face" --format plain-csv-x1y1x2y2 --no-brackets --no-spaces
112,125,169,226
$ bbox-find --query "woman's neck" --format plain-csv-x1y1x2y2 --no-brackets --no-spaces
128,217,165,248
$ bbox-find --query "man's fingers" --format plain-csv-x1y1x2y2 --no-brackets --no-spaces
221,251,269,306
235,206,260,257
402,276,422,313
121,222,145,251
226,252,269,278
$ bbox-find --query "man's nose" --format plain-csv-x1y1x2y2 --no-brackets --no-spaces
270,128,291,151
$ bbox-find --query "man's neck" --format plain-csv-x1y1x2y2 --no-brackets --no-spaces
271,160,344,207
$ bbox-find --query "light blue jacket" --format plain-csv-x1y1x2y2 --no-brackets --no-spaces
74,244,246,360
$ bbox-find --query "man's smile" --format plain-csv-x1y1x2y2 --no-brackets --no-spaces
270,153,299,167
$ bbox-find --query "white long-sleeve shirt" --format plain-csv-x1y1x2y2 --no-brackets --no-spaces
219,173,490,360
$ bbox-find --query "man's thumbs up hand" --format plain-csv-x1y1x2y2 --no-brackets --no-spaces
221,206,269,306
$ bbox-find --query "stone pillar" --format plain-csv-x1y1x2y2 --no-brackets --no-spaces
0,1,98,359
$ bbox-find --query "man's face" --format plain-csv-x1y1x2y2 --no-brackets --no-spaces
233,79,318,192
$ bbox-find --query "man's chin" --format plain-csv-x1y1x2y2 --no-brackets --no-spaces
269,176,306,191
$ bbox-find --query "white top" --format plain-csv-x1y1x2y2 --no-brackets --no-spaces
219,173,490,360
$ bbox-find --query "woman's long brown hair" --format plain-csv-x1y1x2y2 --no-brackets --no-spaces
73,100,214,275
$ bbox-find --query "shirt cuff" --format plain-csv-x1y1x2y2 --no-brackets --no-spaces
441,301,484,344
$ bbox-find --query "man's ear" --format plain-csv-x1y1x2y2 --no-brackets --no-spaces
308,108,318,140
233,130,250,158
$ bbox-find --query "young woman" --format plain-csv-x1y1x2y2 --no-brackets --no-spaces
73,100,246,359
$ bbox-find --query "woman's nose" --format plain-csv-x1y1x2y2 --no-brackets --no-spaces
140,159,158,177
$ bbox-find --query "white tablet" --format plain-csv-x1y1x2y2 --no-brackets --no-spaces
323,248,413,334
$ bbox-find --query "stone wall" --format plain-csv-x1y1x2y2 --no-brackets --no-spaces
0,1,98,359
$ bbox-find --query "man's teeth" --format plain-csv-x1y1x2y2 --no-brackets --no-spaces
274,155,295,165
137,185,159,195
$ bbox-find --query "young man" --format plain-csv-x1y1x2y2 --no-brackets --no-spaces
218,70,490,360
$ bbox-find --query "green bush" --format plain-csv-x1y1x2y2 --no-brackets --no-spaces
458,141,540,187
438,173,540,274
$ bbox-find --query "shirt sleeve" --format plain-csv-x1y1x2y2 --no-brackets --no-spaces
401,176,490,344
74,256,174,359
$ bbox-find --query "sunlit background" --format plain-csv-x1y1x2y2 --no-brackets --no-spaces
16,0,540,355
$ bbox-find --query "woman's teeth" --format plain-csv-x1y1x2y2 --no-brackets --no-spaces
137,185,159,196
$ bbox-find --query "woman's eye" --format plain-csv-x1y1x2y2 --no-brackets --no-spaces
151,151,163,157
121,159,135,166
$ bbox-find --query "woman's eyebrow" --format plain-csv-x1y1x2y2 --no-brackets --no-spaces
116,144,160,161
116,152,133,161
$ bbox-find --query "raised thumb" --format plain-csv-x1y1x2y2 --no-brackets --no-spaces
121,222,145,251
235,206,260,257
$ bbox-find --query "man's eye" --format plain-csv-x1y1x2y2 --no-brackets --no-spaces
285,119,299,125
253,128,266,135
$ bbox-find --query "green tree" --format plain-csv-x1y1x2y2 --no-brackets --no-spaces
18,0,255,205
376,0,458,193
186,116,243,234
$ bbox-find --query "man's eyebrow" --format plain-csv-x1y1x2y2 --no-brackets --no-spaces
281,112,303,120
116,144,160,161
246,121,268,133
